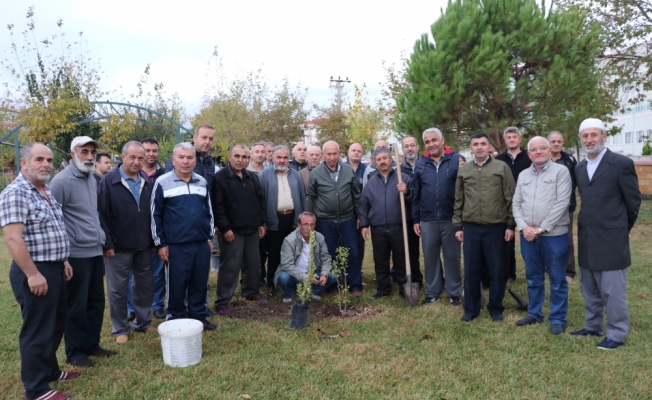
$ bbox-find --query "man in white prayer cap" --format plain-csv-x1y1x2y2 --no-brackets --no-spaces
570,118,641,350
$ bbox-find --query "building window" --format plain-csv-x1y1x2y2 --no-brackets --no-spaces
625,132,633,144
637,131,645,143
613,134,622,145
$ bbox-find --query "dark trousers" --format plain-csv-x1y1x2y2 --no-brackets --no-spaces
259,235,268,283
316,218,362,292
216,232,261,308
463,223,507,317
371,225,406,295
266,213,296,289
357,227,366,268
406,222,423,284
566,211,576,278
65,256,105,362
10,261,67,399
168,241,210,320
506,237,516,280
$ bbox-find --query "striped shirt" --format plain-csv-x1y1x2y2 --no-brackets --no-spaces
0,174,70,261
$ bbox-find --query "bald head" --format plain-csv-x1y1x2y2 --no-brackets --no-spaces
348,142,364,164
374,140,389,150
322,141,340,169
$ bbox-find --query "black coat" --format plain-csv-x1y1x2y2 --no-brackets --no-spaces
496,149,530,183
575,149,641,271
554,151,578,212
97,166,153,252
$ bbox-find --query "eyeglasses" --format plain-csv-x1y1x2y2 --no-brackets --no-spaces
529,146,549,152
403,143,417,148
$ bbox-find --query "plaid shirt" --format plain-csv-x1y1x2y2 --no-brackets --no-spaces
0,174,70,262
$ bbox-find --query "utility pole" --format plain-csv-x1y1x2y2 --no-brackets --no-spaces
330,76,350,111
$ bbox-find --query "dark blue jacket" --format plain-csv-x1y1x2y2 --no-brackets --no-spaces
411,152,464,222
97,165,153,252
345,160,367,193
359,169,412,229
288,159,308,172
151,170,214,248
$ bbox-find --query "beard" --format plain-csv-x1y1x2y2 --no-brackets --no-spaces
582,140,605,157
406,153,418,160
73,154,95,174
275,165,288,172
26,165,51,183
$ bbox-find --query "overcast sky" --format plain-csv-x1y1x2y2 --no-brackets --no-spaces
1,0,447,120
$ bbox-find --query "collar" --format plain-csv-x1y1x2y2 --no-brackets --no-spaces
171,169,198,183
531,159,550,173
473,156,491,166
118,165,141,182
324,162,340,174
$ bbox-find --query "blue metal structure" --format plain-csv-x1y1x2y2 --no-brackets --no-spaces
0,101,192,172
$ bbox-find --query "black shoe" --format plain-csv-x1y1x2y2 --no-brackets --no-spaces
199,319,216,331
492,314,504,322
89,347,116,358
153,309,167,319
128,311,135,322
449,297,462,307
506,277,516,284
597,338,624,350
372,293,389,300
461,314,477,323
570,328,603,337
516,315,541,326
68,356,93,368
550,324,566,335
205,307,217,317
421,297,439,306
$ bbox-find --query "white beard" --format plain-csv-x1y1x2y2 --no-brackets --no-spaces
73,154,95,174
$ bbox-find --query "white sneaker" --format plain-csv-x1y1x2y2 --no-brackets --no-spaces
311,295,322,301
282,297,293,303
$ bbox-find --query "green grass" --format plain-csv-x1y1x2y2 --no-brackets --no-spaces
2,202,652,399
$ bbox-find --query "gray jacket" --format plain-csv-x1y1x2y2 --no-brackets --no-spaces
512,160,572,236
258,167,305,231
50,163,105,258
274,228,332,285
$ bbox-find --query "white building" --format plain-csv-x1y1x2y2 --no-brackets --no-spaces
605,91,652,156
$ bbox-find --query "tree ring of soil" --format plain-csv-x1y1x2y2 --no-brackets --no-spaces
228,299,383,323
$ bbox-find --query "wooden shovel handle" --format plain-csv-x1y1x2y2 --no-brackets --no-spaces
393,145,412,277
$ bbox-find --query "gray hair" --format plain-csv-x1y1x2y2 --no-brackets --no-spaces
230,145,247,155
264,141,276,148
121,140,145,156
322,140,340,152
273,145,290,157
297,211,316,224
251,141,266,151
503,126,522,138
547,131,564,141
173,142,195,156
527,136,550,151
422,128,443,141
20,143,38,161
307,145,322,154
373,147,392,160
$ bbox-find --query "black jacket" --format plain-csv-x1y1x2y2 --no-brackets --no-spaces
212,163,266,235
97,165,153,252
288,159,308,171
553,151,577,212
495,149,530,184
165,150,215,192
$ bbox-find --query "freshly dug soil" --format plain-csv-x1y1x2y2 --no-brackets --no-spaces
228,299,382,323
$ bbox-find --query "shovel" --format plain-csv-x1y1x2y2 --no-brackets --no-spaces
394,146,420,306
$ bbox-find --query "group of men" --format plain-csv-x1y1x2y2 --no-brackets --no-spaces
1,117,641,399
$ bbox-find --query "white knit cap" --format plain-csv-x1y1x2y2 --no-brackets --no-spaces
578,118,605,134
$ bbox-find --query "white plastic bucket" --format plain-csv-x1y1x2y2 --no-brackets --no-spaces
158,319,203,367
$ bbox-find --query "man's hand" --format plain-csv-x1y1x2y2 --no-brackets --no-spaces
397,182,408,194
258,226,266,239
317,275,328,286
521,227,539,242
455,231,464,242
28,272,48,296
459,158,466,167
208,239,213,253
64,260,73,282
158,246,169,262
413,223,421,236
505,229,515,241
103,249,115,258
223,230,235,242
361,227,370,240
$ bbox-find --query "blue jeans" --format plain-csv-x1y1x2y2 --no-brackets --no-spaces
316,219,362,291
520,233,569,325
277,271,337,299
128,252,165,313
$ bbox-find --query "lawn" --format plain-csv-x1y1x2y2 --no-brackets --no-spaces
1,202,651,399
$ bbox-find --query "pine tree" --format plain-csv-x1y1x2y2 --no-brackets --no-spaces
395,0,616,149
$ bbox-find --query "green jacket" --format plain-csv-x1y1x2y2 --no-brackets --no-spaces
453,157,515,229
305,161,360,222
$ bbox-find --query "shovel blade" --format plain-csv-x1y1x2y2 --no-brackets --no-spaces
403,283,420,307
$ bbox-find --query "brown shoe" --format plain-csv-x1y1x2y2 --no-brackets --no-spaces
24,390,70,400
115,335,129,345
353,290,363,297
135,326,158,333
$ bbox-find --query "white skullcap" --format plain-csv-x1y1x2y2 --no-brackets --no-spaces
578,118,605,134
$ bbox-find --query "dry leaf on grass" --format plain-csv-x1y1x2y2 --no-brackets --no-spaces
423,333,435,339
637,292,647,298
317,328,329,335
241,395,251,399
340,329,351,337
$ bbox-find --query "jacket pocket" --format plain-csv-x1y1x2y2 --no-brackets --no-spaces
604,221,627,229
